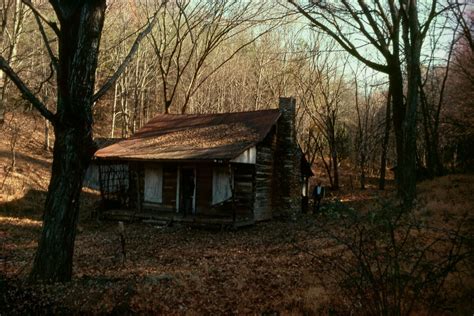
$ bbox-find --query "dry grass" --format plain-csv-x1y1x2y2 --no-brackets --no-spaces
417,174,474,221
0,112,52,207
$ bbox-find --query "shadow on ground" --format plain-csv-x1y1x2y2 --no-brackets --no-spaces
0,189,101,221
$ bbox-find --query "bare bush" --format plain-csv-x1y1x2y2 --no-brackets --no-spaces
297,200,473,315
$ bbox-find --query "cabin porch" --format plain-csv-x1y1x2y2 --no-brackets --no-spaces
100,208,255,228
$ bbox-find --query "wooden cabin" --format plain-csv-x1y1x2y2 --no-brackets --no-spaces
93,97,313,226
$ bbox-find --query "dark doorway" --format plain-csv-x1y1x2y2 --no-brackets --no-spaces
180,168,195,215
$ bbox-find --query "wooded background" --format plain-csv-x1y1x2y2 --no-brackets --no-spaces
2,0,472,189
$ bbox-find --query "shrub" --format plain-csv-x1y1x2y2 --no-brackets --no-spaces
0,276,54,315
303,199,473,315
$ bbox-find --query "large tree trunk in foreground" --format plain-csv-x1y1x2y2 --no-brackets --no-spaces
29,0,106,282
397,0,422,209
390,60,417,209
30,126,94,281
2,0,155,282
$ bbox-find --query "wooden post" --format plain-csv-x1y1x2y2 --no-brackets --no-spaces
98,160,105,201
134,166,142,219
176,165,181,213
97,160,106,219
118,221,126,266
192,166,196,215
229,163,236,225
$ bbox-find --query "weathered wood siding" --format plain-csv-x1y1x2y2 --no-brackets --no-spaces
107,161,255,220
129,163,177,212
197,163,253,219
232,163,255,218
253,127,276,221
162,166,177,209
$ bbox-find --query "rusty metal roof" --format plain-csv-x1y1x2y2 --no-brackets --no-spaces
95,109,281,161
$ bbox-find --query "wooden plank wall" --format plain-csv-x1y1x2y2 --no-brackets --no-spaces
162,166,177,209
113,161,257,220
130,162,178,213
196,163,253,218
232,163,255,218
253,127,276,221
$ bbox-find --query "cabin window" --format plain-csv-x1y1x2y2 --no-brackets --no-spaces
99,163,129,193
144,165,163,203
212,166,232,205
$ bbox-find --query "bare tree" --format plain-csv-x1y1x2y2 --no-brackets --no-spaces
0,0,158,282
96,3,159,137
148,0,277,114
379,86,392,190
442,1,474,170
286,0,443,207
295,42,351,189
0,0,25,124
350,66,388,189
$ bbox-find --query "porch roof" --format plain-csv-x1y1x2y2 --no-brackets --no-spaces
95,109,280,161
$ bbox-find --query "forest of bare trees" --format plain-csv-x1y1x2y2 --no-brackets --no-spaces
1,0,473,282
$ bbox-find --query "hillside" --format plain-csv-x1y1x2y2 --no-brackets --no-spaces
0,113,52,210
0,112,473,314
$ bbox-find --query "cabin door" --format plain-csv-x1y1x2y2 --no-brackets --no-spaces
180,168,196,215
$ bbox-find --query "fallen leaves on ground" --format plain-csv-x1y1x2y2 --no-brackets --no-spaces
1,216,324,315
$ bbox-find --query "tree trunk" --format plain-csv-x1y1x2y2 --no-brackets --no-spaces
44,117,51,151
331,145,339,190
388,44,419,208
419,84,444,177
379,88,391,190
30,125,94,282
398,0,422,209
430,131,443,176
29,0,106,282
318,144,333,188
360,164,366,190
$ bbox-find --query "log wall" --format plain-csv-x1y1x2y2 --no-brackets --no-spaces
232,163,255,219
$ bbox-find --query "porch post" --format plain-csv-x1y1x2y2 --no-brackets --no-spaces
192,166,196,214
229,163,236,224
134,165,142,218
176,165,180,213
97,159,105,217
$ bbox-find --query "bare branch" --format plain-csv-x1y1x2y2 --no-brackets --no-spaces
91,10,160,104
287,0,389,73
22,0,59,35
0,55,56,122
32,12,58,71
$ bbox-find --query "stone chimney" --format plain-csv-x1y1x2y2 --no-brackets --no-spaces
274,97,302,217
